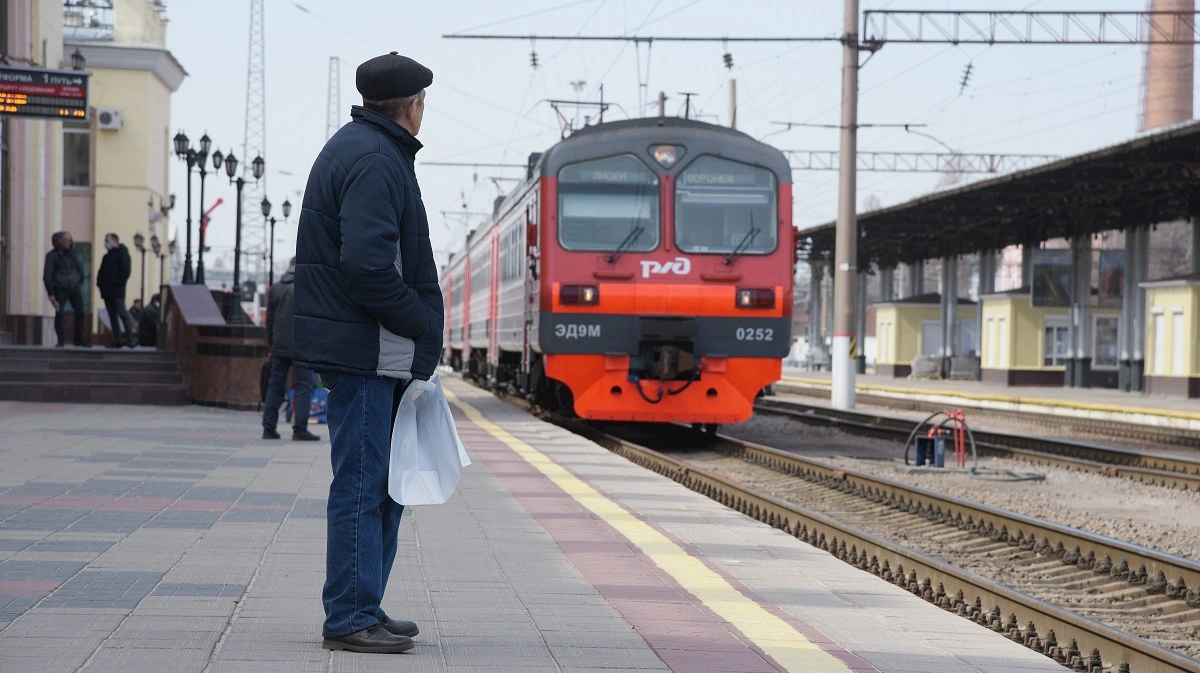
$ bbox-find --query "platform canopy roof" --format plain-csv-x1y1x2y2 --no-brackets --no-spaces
799,120,1200,270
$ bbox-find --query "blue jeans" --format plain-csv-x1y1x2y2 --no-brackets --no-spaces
320,371,407,637
262,357,314,433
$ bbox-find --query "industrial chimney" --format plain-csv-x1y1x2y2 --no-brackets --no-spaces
1141,0,1195,131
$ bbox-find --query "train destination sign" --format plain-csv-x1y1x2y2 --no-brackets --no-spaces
0,66,89,120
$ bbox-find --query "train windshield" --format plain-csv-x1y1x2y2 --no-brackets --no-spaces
557,154,660,253
675,155,776,255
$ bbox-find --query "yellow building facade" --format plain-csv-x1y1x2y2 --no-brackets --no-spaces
65,0,183,336
873,294,978,378
1142,276,1200,397
978,289,1122,388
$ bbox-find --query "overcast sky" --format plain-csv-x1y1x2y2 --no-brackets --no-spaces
163,0,1192,273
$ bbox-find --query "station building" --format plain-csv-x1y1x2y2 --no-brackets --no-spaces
0,0,184,345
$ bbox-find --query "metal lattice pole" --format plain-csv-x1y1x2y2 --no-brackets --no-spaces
327,57,341,140
241,0,268,291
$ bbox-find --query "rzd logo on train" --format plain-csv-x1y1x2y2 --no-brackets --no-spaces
640,257,691,278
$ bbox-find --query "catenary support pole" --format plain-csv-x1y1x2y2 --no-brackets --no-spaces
831,0,859,409
1021,243,1034,288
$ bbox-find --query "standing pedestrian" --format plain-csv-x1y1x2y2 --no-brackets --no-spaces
294,52,442,655
262,258,320,442
96,233,135,348
42,231,89,348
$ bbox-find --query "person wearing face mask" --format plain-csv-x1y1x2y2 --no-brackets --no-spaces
96,233,135,348
42,231,89,348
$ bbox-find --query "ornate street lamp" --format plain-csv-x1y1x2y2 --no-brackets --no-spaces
194,133,213,285
133,231,147,306
223,153,264,320
172,131,196,283
272,198,292,287
150,235,163,292
70,49,85,71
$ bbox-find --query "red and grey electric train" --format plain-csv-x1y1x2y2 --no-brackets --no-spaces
441,117,796,426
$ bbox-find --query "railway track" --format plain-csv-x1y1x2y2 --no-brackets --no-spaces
572,422,1200,673
754,397,1200,492
477,377,1200,671
776,381,1200,449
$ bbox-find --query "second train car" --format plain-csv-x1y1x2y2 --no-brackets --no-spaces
442,116,796,426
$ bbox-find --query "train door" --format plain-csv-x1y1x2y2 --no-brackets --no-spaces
462,253,472,377
487,230,501,380
523,199,539,378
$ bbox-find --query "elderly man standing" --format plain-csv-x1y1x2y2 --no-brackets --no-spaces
294,52,443,654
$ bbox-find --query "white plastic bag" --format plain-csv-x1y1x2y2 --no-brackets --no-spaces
388,373,471,505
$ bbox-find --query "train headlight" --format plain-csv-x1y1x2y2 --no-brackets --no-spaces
649,144,685,169
735,288,775,309
561,284,600,306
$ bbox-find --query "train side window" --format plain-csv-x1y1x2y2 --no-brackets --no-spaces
557,154,659,253
674,155,777,255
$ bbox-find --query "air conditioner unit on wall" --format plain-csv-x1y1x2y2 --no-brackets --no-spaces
97,108,122,130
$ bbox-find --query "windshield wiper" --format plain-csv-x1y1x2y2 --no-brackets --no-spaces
607,225,645,263
724,213,759,266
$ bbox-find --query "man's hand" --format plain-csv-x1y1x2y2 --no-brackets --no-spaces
50,298,59,311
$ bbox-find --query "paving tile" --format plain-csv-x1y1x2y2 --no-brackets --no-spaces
0,379,1070,673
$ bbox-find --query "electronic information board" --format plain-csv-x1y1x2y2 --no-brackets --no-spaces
0,66,89,120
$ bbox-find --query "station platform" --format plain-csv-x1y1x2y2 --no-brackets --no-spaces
782,368,1200,432
0,378,1064,672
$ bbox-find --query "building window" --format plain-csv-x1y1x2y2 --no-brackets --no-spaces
63,121,91,188
1043,319,1069,367
1093,315,1120,369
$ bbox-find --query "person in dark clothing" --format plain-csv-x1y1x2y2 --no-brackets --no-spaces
96,233,135,348
130,299,143,324
294,52,441,654
42,231,89,348
262,258,320,442
137,294,161,348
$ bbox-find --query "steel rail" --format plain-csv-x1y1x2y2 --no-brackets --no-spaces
775,381,1200,449
755,397,1200,491
568,422,1200,673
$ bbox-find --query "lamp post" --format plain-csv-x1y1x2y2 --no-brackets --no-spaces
133,232,146,305
195,133,217,285
172,132,196,283
274,198,291,287
150,235,162,293
223,152,265,297
261,196,273,286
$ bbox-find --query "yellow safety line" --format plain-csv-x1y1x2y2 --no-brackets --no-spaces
781,376,1200,422
446,388,851,673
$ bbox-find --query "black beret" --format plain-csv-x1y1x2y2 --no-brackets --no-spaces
356,52,433,101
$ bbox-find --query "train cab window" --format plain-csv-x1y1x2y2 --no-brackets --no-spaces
675,155,776,255
557,154,659,252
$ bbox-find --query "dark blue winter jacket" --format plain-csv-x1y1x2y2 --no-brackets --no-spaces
293,106,444,380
